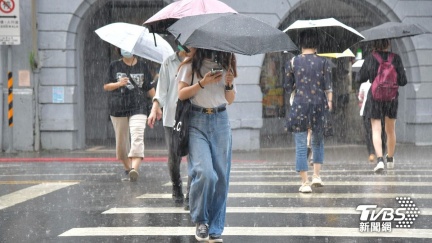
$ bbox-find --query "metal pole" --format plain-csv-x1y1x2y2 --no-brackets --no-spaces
0,46,4,151
32,0,40,151
7,45,13,152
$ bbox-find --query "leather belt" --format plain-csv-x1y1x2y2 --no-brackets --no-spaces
191,106,226,114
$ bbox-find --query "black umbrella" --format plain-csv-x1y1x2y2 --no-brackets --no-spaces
360,22,430,41
284,18,364,53
167,13,298,55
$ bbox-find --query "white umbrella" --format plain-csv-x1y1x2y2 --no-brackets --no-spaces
95,22,174,64
352,59,364,72
284,18,364,53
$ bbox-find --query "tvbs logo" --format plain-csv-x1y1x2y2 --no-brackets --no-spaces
356,197,420,232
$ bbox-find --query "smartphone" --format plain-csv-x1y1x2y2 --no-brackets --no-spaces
211,67,223,75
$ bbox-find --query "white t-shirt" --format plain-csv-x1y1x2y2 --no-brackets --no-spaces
176,59,234,108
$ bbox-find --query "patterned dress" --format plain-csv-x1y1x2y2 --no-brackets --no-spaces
284,54,332,133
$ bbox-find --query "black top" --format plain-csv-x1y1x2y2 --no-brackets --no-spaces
358,51,407,87
106,59,153,117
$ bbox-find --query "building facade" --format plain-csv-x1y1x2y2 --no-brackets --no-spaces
0,0,431,151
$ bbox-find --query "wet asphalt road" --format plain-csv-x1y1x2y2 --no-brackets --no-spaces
1,144,432,242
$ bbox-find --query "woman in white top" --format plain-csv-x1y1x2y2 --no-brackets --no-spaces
176,48,236,242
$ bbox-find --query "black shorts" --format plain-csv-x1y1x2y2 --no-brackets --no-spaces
368,92,398,119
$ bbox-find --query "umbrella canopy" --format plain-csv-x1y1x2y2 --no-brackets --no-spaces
360,22,430,42
317,48,355,59
144,0,237,34
167,13,297,55
284,18,364,53
351,59,364,72
95,22,174,64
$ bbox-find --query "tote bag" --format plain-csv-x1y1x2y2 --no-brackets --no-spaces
171,75,194,157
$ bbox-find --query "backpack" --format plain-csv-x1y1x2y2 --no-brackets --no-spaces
371,51,398,101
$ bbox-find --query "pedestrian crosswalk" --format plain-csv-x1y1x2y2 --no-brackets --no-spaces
0,182,79,210
56,161,432,241
59,226,432,238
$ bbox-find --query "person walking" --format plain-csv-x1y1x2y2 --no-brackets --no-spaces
284,29,333,193
358,39,407,172
148,50,192,206
104,48,156,182
358,80,387,162
177,47,236,242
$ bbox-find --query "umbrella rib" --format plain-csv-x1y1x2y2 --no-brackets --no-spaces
320,29,341,51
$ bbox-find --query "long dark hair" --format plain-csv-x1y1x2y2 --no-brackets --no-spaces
373,39,390,51
179,48,237,79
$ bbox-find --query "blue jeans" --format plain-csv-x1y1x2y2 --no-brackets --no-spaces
188,107,232,237
294,130,324,172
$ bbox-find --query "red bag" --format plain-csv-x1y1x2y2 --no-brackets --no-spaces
371,51,398,101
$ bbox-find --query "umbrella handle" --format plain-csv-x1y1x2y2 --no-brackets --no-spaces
152,32,157,47
228,52,233,72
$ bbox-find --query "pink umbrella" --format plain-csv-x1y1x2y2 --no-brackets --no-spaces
144,0,237,33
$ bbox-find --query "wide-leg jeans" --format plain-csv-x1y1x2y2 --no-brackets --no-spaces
188,108,232,237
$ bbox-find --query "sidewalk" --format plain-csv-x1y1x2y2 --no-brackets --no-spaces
0,142,431,165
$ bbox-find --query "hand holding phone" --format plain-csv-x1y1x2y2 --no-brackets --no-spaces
211,67,223,75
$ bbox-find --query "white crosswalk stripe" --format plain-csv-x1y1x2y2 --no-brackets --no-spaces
58,162,432,240
101,207,432,215
137,192,432,199
59,227,432,238
163,181,432,186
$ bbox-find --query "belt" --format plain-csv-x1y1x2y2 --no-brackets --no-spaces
191,106,226,114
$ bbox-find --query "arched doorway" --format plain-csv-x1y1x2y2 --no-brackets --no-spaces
259,0,407,148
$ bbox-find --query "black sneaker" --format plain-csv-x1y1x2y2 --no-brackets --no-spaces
121,169,131,182
209,235,223,242
172,182,184,204
195,223,209,241
184,196,190,211
374,157,385,173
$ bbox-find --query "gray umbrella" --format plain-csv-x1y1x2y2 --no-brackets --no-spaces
361,22,430,41
167,13,298,55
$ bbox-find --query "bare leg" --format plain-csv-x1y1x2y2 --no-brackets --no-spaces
121,158,132,171
371,118,383,158
313,163,321,177
300,171,309,183
385,117,396,157
131,157,142,171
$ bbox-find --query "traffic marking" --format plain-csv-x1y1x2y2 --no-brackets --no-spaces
137,192,432,199
102,206,432,215
0,182,79,210
59,227,432,238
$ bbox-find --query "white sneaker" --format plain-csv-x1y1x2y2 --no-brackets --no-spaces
129,169,139,182
374,161,385,173
386,155,395,169
299,182,312,193
311,175,323,187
